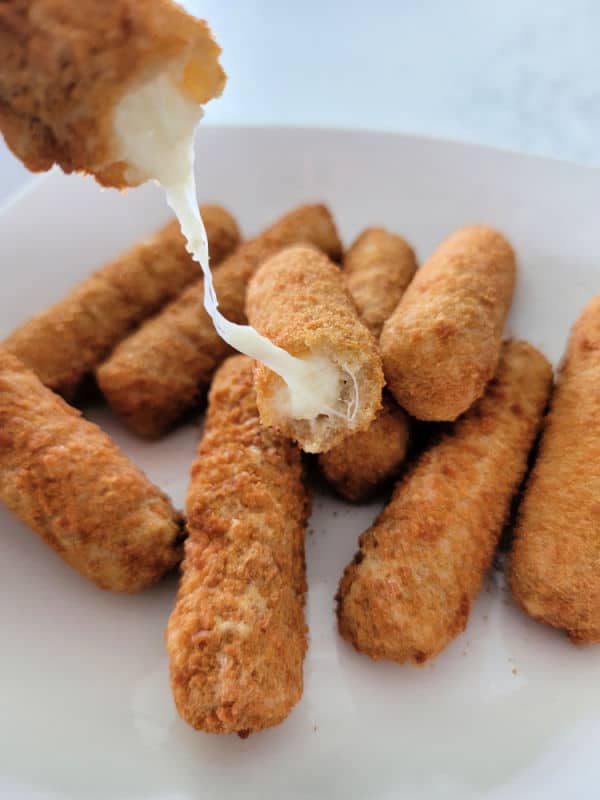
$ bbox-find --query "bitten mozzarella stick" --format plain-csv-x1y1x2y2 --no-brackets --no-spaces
0,349,182,591
509,296,600,644
380,226,516,421
0,0,224,187
337,340,552,664
97,204,342,438
246,245,384,454
167,356,309,735
318,394,410,502
344,228,417,338
3,205,239,397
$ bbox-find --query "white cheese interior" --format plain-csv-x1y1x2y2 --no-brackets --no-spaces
113,65,357,423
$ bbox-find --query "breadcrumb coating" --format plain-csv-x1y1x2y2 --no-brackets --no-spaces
0,348,182,591
0,0,224,186
509,295,600,644
318,394,410,502
337,340,552,664
380,226,516,421
3,205,239,397
344,227,417,338
166,356,309,734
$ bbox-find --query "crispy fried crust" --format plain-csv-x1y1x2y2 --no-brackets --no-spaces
380,226,516,421
3,205,239,398
344,228,417,338
0,0,224,186
318,394,410,502
246,245,384,453
166,356,309,734
0,348,182,591
337,340,552,664
96,204,342,438
509,296,600,644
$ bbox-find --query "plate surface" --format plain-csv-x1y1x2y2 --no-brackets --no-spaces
1,127,600,800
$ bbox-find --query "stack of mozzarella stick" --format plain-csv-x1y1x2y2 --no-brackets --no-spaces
2,197,600,740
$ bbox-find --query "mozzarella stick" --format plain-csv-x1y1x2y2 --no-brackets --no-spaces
0,349,182,591
246,245,384,454
167,356,309,735
344,228,417,338
380,226,516,421
0,0,224,187
3,205,240,398
97,204,342,438
509,296,600,644
337,340,552,664
318,394,410,502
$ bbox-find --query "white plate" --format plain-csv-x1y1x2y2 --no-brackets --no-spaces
1,127,600,800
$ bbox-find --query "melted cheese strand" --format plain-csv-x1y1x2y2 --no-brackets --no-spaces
164,178,349,421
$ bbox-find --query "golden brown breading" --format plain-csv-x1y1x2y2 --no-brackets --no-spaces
3,205,239,398
380,226,516,421
318,394,410,502
246,245,384,454
344,227,417,338
96,204,342,438
0,0,224,186
337,340,552,664
166,356,309,735
509,296,600,644
0,348,182,591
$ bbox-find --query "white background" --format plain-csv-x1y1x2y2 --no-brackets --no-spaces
1,0,599,203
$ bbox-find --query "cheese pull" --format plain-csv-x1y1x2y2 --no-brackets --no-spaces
115,64,353,437
2,0,353,423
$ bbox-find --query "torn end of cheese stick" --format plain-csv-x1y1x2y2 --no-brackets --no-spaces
509,296,600,644
337,340,552,664
318,394,410,502
344,228,417,338
166,356,309,735
0,0,224,187
246,245,384,454
380,226,516,421
96,204,342,438
0,349,182,592
3,204,239,398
